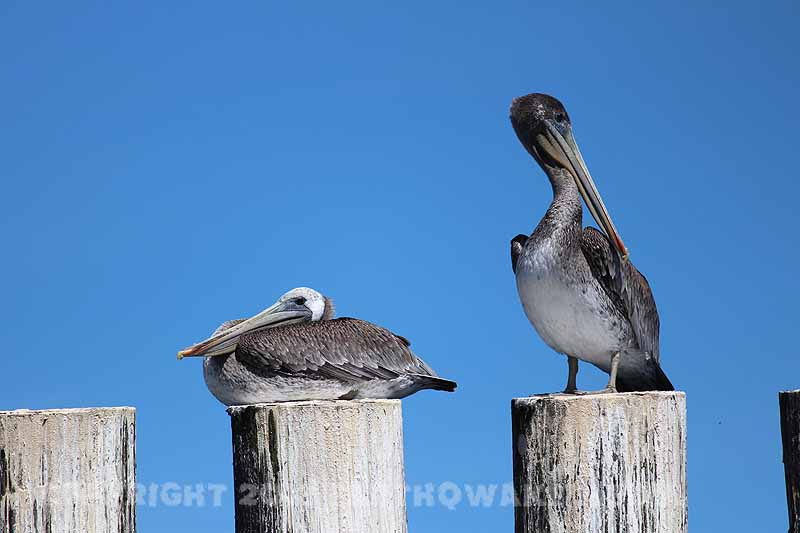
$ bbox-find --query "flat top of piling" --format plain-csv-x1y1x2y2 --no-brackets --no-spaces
0,406,136,416
227,398,401,416
513,391,685,405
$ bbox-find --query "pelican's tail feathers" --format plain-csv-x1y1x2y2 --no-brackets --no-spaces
414,374,458,393
615,351,674,393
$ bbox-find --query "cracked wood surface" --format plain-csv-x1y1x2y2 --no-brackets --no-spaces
0,407,136,533
229,399,407,533
512,392,687,533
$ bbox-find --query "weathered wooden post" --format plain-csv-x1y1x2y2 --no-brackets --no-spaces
780,389,800,533
228,399,407,533
0,407,136,533
512,392,687,533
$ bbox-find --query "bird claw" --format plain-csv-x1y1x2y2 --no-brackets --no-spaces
530,389,587,397
583,386,618,395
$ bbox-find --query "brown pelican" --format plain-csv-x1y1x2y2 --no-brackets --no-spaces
509,93,673,393
177,287,457,405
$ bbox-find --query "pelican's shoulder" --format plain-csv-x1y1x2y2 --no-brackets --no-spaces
308,317,411,347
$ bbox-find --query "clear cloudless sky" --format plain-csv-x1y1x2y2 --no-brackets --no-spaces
1,1,798,531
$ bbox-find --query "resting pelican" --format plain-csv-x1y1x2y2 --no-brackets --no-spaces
509,93,673,393
178,287,457,405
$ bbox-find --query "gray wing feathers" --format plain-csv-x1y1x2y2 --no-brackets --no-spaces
510,234,528,274
580,227,660,362
236,318,438,383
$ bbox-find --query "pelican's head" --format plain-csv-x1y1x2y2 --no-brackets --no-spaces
510,93,628,260
177,287,335,359
275,287,335,322
510,93,572,160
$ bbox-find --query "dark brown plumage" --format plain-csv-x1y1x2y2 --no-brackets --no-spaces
511,234,528,274
235,317,453,388
580,227,660,363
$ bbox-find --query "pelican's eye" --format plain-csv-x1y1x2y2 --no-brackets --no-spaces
294,297,307,306
555,113,566,124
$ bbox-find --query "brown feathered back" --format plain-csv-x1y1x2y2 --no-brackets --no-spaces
235,318,440,384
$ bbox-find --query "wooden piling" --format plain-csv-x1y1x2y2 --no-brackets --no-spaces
512,392,687,533
0,407,136,533
228,399,407,533
780,389,800,533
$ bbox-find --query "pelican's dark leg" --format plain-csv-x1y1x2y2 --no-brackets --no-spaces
606,352,620,392
586,353,620,394
564,356,579,393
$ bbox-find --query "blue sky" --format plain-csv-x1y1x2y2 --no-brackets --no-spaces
1,1,798,531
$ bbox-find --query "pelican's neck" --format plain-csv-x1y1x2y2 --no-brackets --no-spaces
520,169,584,271
541,168,582,231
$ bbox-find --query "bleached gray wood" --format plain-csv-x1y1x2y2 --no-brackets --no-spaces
0,407,136,533
512,392,687,533
780,389,800,533
228,399,407,533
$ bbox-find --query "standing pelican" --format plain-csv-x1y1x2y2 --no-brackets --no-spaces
509,93,673,393
178,287,457,405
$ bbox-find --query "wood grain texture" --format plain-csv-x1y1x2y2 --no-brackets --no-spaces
0,407,136,533
780,389,800,533
228,399,407,533
512,392,686,533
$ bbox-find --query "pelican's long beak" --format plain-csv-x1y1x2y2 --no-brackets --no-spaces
538,121,629,260
177,299,312,359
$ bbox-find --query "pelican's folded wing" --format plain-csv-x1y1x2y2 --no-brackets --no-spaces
236,317,439,383
580,226,660,362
